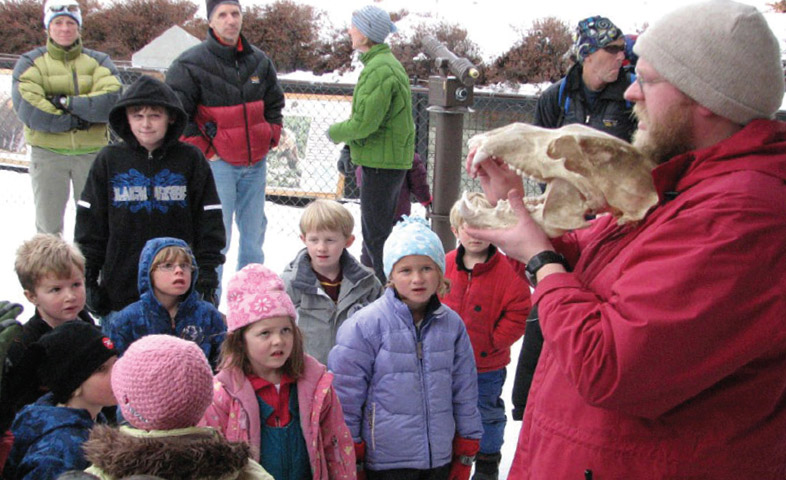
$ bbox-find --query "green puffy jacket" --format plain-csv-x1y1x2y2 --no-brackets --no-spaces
328,44,414,170
12,37,121,153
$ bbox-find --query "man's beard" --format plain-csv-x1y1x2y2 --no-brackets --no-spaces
632,102,695,165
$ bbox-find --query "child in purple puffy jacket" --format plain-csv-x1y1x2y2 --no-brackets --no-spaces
329,217,482,480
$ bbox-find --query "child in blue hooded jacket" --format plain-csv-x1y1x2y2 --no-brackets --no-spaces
107,237,226,368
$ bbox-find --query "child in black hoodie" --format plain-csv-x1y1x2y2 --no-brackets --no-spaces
75,75,226,330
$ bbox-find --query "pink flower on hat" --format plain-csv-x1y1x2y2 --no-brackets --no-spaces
226,264,297,333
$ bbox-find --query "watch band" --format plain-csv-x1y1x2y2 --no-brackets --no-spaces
525,250,569,287
459,454,476,466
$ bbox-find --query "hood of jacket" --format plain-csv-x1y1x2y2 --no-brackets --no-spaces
11,393,96,454
137,236,198,296
84,425,252,479
108,74,187,151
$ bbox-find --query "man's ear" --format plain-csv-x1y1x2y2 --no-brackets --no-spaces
345,234,355,248
23,289,36,305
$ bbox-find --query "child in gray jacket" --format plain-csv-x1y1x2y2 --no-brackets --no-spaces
282,199,382,365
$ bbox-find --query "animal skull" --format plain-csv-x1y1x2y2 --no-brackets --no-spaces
464,122,658,237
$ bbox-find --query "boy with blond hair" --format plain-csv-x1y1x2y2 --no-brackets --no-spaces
1,234,95,467
441,192,531,480
282,199,382,365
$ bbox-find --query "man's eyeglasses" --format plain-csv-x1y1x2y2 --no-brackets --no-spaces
48,4,79,13
156,262,196,272
635,72,667,92
601,44,626,55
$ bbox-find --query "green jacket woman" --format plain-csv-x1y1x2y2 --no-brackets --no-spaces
328,43,415,170
327,5,415,283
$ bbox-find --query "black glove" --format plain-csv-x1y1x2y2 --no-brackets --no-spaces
85,268,111,316
204,122,217,139
196,267,219,307
71,116,90,131
337,144,354,176
49,94,68,111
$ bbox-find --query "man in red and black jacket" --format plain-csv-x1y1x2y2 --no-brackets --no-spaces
166,0,285,301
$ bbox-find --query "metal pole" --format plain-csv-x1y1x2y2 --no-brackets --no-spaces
430,109,464,253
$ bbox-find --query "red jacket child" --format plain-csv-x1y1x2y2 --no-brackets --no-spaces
442,245,531,372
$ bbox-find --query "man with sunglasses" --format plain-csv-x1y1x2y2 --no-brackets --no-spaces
511,15,636,429
533,15,635,142
12,0,121,236
469,1,786,478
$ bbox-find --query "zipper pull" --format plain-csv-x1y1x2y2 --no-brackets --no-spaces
417,341,423,359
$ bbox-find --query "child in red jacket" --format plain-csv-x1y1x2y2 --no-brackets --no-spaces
441,192,531,480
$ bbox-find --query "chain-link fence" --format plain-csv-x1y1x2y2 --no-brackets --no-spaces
4,57,785,239
0,58,541,238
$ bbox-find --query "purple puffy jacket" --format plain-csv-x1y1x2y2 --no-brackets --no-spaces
328,288,482,471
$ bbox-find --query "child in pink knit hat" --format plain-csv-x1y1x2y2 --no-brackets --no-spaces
202,263,356,480
81,334,272,479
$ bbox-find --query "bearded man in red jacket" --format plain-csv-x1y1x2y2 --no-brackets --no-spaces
466,1,786,478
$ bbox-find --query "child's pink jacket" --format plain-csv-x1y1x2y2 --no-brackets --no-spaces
201,354,356,479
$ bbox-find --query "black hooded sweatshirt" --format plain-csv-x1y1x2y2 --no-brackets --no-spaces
75,75,226,313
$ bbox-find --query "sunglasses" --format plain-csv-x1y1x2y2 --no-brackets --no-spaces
602,44,626,55
48,4,79,13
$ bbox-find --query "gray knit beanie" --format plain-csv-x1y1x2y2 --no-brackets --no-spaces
634,0,784,125
352,5,397,44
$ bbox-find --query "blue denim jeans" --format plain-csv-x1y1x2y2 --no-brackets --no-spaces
209,158,267,292
477,368,507,454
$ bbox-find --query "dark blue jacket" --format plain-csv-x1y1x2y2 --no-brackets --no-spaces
534,63,636,142
107,237,226,368
5,393,103,480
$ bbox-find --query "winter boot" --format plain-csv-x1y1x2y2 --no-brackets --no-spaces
472,452,502,480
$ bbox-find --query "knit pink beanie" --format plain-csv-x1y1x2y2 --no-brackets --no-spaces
226,263,297,333
111,335,213,431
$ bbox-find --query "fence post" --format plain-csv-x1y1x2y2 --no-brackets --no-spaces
430,104,468,252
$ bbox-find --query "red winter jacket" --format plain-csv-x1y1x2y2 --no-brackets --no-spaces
166,30,284,166
510,119,786,479
442,246,531,372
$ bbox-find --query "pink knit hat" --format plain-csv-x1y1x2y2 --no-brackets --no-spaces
226,263,297,333
111,335,213,431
